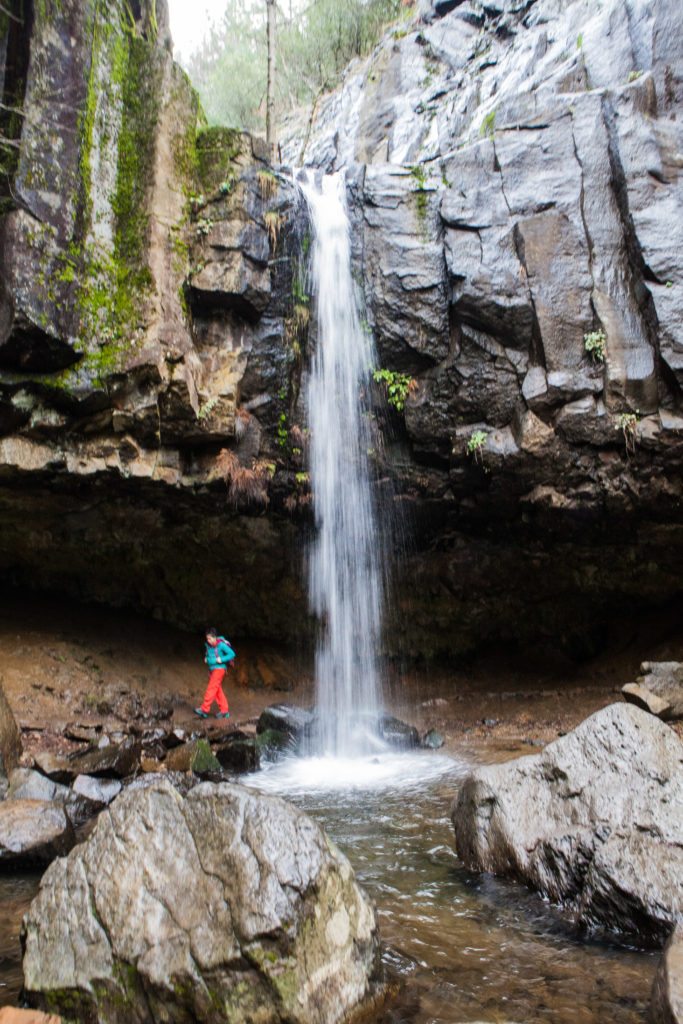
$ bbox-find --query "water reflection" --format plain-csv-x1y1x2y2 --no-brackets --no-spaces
0,873,41,1007
247,753,656,1024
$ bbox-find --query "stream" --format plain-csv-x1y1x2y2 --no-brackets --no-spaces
0,748,656,1021
248,750,657,1024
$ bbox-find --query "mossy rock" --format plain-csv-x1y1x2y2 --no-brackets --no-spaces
196,126,247,194
255,728,291,761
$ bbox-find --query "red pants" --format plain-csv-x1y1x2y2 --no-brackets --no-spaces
200,668,229,714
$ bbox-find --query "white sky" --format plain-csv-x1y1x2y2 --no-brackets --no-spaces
167,0,228,63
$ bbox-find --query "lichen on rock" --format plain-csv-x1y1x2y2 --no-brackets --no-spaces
22,779,383,1024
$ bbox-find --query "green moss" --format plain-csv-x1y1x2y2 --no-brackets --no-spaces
409,164,428,226
113,33,159,271
479,108,496,139
191,738,221,774
196,126,244,193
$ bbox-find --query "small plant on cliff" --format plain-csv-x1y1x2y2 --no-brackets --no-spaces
216,449,270,508
584,328,606,363
616,411,639,456
257,169,278,201
265,210,284,251
627,69,643,83
466,430,488,465
195,217,214,237
197,396,219,421
409,164,428,225
372,368,417,413
276,411,289,447
479,109,496,139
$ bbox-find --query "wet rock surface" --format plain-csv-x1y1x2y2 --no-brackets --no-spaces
453,703,683,944
22,779,382,1024
256,703,314,741
0,0,680,660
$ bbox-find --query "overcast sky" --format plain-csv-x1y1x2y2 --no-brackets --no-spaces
167,0,227,62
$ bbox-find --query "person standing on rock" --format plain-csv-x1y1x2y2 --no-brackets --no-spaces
194,628,235,719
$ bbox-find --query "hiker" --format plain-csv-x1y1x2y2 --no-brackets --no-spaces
194,627,235,719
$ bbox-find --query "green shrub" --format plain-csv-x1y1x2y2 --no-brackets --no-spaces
372,368,417,412
584,329,606,362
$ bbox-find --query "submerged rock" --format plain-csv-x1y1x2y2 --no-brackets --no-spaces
0,682,21,797
453,703,683,944
422,729,445,749
0,800,74,866
651,923,683,1024
377,715,420,750
22,780,382,1024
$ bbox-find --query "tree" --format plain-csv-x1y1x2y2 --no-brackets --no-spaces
185,0,405,141
266,0,276,158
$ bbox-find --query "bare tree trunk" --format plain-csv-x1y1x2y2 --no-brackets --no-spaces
266,0,277,161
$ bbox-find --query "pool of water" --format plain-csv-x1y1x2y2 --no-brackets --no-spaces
0,749,657,1021
247,751,657,1024
0,873,41,1007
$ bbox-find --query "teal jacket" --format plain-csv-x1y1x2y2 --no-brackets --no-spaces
206,637,235,670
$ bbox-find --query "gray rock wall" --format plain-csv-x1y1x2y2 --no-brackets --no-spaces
0,0,681,658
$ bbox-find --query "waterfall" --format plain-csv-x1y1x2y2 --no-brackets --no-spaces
298,170,385,757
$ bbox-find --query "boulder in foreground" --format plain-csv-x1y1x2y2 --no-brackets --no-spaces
22,779,382,1024
453,703,683,944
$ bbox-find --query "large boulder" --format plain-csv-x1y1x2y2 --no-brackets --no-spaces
452,704,683,944
0,680,22,797
22,780,382,1024
651,923,683,1024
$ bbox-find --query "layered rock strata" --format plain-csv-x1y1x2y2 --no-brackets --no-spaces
0,0,682,657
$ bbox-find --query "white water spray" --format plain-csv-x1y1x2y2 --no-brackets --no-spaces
299,170,384,757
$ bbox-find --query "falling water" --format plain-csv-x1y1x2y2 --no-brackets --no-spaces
299,170,384,757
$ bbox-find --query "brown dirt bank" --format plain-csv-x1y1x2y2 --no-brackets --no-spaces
1,591,680,762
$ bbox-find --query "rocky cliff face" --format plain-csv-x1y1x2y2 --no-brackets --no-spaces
0,0,313,642
0,0,681,659
284,0,683,656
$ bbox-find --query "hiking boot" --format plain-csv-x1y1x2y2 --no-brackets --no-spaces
216,711,230,719
194,708,209,718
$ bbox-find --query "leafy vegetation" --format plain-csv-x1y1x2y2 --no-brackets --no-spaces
479,109,496,139
372,368,417,412
466,430,487,463
185,0,407,133
616,411,639,455
584,328,606,363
